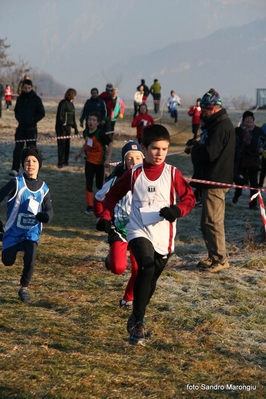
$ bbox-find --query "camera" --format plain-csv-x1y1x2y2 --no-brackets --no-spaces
185,138,197,154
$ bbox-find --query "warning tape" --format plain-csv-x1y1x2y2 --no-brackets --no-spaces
0,130,120,145
186,177,266,192
188,177,266,236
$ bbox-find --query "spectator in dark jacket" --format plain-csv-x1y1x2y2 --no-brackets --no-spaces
55,88,79,168
9,79,45,177
186,88,235,273
80,88,107,131
232,111,264,209
0,82,4,118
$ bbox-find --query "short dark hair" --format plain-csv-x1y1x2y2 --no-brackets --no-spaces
88,112,101,122
23,79,33,87
142,124,170,148
64,88,77,100
91,88,99,94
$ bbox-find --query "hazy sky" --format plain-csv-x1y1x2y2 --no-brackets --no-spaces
1,0,266,93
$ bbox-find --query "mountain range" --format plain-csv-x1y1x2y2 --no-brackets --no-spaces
32,17,266,106
80,18,266,103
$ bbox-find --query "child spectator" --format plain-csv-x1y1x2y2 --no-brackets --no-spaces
131,103,155,144
94,142,144,310
4,84,12,110
0,147,53,302
96,124,195,344
75,112,113,214
167,90,181,124
188,98,202,138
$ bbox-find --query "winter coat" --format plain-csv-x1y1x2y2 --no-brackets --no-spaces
55,98,78,136
14,90,45,128
191,108,235,188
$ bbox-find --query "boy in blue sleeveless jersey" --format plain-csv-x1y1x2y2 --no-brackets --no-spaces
0,147,53,302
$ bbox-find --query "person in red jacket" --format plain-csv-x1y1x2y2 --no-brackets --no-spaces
4,84,13,110
131,104,155,144
99,83,113,133
188,98,202,138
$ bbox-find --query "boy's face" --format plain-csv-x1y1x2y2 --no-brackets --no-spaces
243,116,254,129
24,155,39,179
125,151,143,170
23,84,32,93
91,90,98,99
88,116,99,131
142,140,169,165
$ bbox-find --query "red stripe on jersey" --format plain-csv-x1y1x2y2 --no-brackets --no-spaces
168,166,176,253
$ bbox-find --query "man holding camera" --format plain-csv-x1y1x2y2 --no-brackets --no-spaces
185,88,235,273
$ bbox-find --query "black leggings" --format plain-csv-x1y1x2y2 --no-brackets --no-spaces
85,161,104,192
2,240,37,287
129,237,169,322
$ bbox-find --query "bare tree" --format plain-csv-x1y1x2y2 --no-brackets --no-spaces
101,70,123,89
0,38,15,80
0,38,32,94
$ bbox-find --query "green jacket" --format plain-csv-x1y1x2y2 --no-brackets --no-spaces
150,81,161,95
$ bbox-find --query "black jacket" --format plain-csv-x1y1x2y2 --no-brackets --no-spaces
137,82,150,97
55,98,78,136
14,90,45,128
191,108,235,187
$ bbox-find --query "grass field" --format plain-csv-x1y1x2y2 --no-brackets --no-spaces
0,104,265,398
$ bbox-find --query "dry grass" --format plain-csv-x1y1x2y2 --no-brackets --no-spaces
0,104,265,398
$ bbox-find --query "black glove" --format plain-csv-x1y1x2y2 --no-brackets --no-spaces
0,220,4,242
159,206,181,222
184,138,198,154
138,121,145,126
96,219,112,233
36,212,49,223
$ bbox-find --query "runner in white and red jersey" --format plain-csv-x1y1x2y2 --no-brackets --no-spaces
97,124,195,345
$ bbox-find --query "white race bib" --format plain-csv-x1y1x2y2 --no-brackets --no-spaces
87,137,93,147
27,198,39,215
140,203,163,226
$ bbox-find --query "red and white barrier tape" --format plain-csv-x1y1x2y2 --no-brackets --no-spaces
0,130,120,145
188,177,266,235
